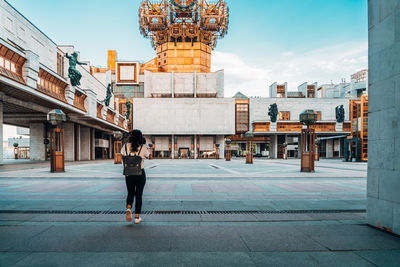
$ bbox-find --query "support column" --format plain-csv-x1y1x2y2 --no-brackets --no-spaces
63,122,74,162
29,122,46,161
194,135,197,159
270,135,278,159
326,139,334,158
216,135,225,159
74,124,80,161
109,135,113,159
0,102,3,165
90,128,95,160
79,126,90,161
171,135,175,159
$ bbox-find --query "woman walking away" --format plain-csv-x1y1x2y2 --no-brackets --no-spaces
121,130,149,224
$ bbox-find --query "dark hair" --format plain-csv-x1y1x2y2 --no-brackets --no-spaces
129,129,144,152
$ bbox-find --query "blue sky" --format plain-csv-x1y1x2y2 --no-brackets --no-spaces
3,0,368,139
7,0,368,97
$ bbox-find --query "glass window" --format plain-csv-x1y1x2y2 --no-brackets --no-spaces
0,57,4,67
4,59,10,70
236,103,249,133
279,111,290,121
10,63,16,73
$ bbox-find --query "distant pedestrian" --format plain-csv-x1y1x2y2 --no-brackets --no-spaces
121,130,149,224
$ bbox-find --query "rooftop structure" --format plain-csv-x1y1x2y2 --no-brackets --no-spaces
138,0,229,73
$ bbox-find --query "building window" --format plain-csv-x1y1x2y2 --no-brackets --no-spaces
37,68,68,102
4,59,10,70
236,103,249,133
0,56,17,75
279,111,290,121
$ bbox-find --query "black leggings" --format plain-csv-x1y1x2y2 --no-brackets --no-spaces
125,169,146,214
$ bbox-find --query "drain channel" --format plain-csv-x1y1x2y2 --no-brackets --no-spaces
0,209,366,215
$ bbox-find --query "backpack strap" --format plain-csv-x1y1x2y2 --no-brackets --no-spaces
125,144,128,155
137,145,143,156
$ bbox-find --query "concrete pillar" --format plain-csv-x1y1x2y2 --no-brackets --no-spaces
29,122,46,161
109,134,113,159
172,134,175,159
216,135,225,159
63,122,74,161
80,126,90,161
326,139,334,158
0,102,3,164
75,124,81,161
91,128,95,160
194,135,197,159
270,135,278,159
367,0,400,234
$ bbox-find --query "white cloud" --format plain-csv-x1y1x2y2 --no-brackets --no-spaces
282,51,294,57
212,42,368,97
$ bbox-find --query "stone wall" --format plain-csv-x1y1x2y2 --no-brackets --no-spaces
0,102,3,164
367,0,400,234
132,98,235,135
250,98,350,123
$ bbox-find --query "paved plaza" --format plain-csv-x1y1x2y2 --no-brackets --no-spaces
0,159,399,266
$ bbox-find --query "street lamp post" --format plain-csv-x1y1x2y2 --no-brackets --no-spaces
225,138,231,161
47,109,66,172
299,109,318,172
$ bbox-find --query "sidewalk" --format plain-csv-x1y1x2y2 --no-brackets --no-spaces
0,159,114,172
1,159,398,266
1,219,399,266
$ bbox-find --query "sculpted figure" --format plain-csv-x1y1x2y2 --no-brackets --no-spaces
66,52,87,86
268,103,278,123
335,105,345,123
104,84,112,107
125,101,131,120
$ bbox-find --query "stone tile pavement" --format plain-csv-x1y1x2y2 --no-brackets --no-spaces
1,159,399,266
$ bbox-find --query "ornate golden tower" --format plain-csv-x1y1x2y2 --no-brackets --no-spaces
139,0,229,73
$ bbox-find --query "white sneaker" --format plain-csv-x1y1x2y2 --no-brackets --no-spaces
134,217,142,224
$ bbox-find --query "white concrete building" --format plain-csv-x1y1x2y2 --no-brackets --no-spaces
0,0,128,164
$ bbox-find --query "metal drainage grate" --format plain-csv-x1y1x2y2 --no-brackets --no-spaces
0,209,366,215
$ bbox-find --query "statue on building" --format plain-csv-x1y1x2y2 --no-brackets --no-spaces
125,101,131,120
268,103,278,123
335,105,345,123
104,84,112,107
65,52,87,87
